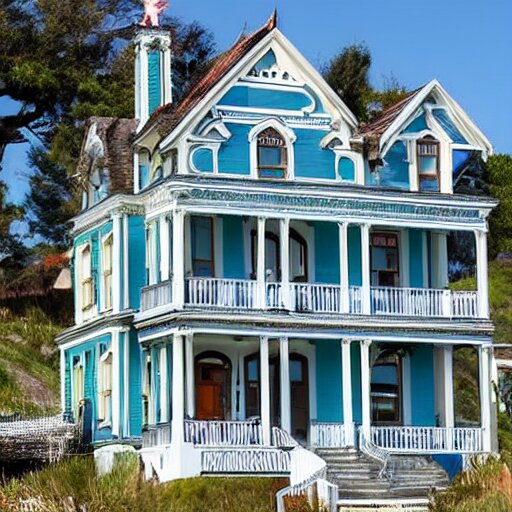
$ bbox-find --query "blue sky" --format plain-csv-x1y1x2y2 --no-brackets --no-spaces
2,0,511,207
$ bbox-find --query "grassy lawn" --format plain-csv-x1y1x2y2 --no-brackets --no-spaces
0,454,289,512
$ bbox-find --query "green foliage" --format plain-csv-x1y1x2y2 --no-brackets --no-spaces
323,45,409,122
0,307,61,414
486,154,512,259
26,148,77,248
431,457,512,512
453,347,480,425
0,454,288,511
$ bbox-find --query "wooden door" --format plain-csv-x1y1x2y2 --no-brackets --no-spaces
290,355,309,438
195,356,231,420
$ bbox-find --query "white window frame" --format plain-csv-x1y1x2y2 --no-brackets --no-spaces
98,349,113,428
78,244,94,313
72,356,85,422
101,234,113,312
248,119,296,180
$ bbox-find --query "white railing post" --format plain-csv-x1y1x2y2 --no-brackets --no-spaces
361,225,371,315
280,218,291,310
257,217,266,309
480,345,492,452
280,337,291,434
185,333,195,419
260,336,271,445
172,210,185,309
361,339,372,439
339,222,350,314
341,339,354,446
475,230,490,319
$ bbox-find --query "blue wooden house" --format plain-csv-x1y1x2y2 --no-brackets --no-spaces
56,12,498,501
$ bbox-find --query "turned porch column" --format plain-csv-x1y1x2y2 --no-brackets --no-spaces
257,217,266,309
342,339,354,446
280,218,291,310
172,333,185,445
185,333,195,418
475,230,489,319
279,337,291,433
339,222,350,314
260,336,271,445
361,339,372,439
361,224,371,315
480,345,492,452
172,210,185,308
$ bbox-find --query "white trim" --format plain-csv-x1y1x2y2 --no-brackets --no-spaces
111,213,122,314
159,344,169,422
111,330,120,437
279,337,291,433
248,118,296,180
402,352,412,425
123,332,130,437
123,214,129,309
59,326,130,351
185,333,195,418
60,348,66,413
361,340,371,438
260,336,271,445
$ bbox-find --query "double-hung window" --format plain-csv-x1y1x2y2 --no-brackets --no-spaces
191,216,214,277
417,137,440,192
81,245,93,310
98,350,113,425
371,232,400,287
102,235,113,311
257,128,287,179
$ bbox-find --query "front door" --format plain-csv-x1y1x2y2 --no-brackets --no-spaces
244,353,309,438
195,352,231,420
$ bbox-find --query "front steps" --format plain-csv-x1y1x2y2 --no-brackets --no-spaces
315,448,449,503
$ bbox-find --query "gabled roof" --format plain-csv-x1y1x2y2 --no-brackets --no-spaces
137,11,278,140
358,88,423,138
358,79,493,157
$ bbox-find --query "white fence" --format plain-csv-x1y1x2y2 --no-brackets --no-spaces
201,447,291,474
140,280,173,311
370,287,449,317
310,422,354,448
186,278,257,309
371,426,484,453
291,283,341,313
184,419,262,446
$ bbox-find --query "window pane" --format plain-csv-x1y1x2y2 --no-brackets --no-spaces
420,177,440,192
290,360,303,382
419,155,438,175
259,146,282,166
193,261,214,277
248,360,258,381
372,364,398,385
265,238,278,279
259,168,285,178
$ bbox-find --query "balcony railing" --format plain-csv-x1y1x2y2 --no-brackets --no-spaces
140,278,481,319
141,280,172,312
371,426,483,453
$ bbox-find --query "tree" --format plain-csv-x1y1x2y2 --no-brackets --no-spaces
324,45,409,122
324,44,373,122
486,154,512,259
25,148,78,248
0,182,24,258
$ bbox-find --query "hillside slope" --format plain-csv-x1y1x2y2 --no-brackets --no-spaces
0,308,61,415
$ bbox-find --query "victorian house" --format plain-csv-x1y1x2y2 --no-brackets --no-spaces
56,12,498,506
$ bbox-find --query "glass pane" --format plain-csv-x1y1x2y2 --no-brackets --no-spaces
192,217,213,260
259,168,286,178
372,364,398,385
290,238,305,279
420,177,440,192
192,261,214,277
372,247,388,270
258,146,282,166
265,238,278,280
248,360,258,382
419,156,438,175
290,360,303,382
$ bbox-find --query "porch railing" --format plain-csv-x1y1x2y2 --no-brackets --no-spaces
310,421,355,448
140,280,173,312
184,419,262,446
290,283,341,313
140,277,481,319
452,291,478,318
142,423,172,448
186,278,257,309
371,426,484,453
370,286,450,317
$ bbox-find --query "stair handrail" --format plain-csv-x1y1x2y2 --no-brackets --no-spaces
276,445,338,512
358,427,391,479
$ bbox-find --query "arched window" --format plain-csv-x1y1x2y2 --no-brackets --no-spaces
257,128,288,179
417,136,440,192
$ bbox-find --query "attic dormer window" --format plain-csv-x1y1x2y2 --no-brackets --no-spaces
257,128,287,179
417,136,440,192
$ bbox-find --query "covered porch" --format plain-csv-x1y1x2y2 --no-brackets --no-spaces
139,330,493,456
138,209,488,321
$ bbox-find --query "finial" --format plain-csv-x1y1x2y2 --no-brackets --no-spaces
268,9,278,29
140,0,169,28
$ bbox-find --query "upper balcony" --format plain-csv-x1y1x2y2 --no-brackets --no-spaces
137,211,490,323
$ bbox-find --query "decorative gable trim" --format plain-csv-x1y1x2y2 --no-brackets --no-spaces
380,80,493,158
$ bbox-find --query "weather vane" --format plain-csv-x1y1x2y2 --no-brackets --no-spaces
140,0,169,28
